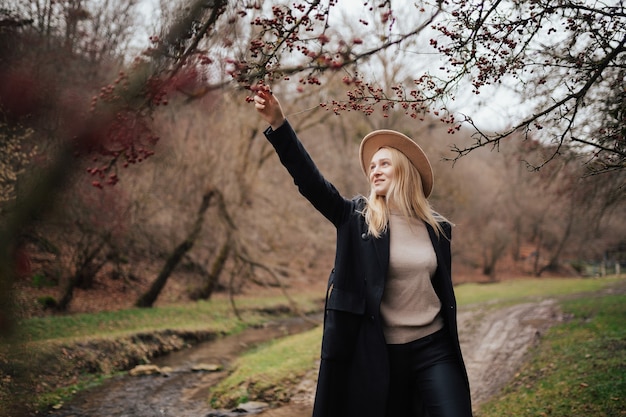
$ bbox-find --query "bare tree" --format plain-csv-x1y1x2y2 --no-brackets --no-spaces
135,188,216,307
490,135,626,277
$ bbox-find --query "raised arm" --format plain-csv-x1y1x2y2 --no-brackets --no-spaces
251,90,353,227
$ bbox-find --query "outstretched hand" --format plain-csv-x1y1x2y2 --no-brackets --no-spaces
253,87,286,131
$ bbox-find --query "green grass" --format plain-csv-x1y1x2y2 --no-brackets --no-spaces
477,292,626,417
16,277,620,344
17,293,321,343
454,276,622,306
210,326,323,408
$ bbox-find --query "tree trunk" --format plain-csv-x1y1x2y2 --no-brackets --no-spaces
195,238,231,300
532,232,543,276
482,235,508,282
536,210,575,276
57,239,108,311
135,189,215,308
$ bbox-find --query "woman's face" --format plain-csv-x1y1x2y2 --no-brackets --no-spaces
369,148,395,196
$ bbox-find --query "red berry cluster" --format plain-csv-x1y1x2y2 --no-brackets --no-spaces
83,68,163,188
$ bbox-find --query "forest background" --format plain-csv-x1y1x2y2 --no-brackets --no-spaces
0,0,625,323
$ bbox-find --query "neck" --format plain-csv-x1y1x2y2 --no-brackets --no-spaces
387,200,405,217
385,196,397,211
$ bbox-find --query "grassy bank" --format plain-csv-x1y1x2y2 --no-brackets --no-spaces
453,276,623,306
477,291,626,416
208,276,624,410
18,293,322,343
210,326,323,408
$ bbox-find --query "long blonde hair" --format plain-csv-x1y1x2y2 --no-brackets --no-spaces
362,147,448,238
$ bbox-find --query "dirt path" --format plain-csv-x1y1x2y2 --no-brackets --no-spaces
45,299,563,417
458,299,562,405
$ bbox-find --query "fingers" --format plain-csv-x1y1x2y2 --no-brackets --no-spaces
254,94,269,112
251,85,284,128
254,90,277,109
256,90,271,103
253,94,264,107
256,84,272,96
252,84,269,96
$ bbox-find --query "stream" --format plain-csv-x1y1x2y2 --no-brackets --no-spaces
45,316,320,417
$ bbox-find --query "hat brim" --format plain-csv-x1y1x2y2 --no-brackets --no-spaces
359,129,433,197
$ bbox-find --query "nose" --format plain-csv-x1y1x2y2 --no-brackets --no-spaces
370,170,382,184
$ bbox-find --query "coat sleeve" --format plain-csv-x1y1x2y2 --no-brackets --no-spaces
264,121,353,227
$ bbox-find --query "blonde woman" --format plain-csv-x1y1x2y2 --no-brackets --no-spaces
253,89,473,417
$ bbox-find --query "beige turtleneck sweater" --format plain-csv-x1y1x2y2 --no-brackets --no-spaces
380,212,444,344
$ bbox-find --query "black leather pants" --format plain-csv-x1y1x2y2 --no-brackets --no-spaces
385,328,473,417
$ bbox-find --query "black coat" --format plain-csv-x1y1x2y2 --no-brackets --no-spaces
265,122,471,417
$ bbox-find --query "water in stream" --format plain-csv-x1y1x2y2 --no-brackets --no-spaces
46,316,319,417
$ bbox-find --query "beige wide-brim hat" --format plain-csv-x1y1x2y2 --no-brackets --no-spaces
359,129,434,197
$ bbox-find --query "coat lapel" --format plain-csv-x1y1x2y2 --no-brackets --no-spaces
425,222,445,272
425,223,440,256
371,229,390,285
